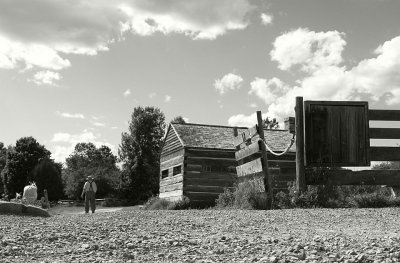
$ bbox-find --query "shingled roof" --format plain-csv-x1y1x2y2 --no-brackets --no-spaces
170,123,296,152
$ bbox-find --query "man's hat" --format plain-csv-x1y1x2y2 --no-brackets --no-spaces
87,176,93,180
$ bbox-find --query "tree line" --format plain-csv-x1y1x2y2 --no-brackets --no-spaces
0,106,186,204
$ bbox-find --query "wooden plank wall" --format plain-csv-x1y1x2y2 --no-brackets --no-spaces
159,126,185,201
304,108,400,186
183,148,237,205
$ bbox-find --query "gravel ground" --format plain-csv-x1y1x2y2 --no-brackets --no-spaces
1,208,400,262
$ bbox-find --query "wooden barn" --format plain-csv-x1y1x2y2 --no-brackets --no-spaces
159,122,296,206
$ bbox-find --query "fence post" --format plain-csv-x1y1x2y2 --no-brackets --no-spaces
295,97,306,192
257,111,273,207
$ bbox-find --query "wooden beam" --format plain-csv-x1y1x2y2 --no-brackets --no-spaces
257,110,272,206
184,185,235,193
236,158,263,177
185,149,235,159
160,156,184,170
233,124,259,147
284,117,295,134
369,128,400,139
160,175,183,186
185,157,237,167
235,141,260,161
369,110,400,121
296,97,306,192
306,169,400,186
370,147,400,161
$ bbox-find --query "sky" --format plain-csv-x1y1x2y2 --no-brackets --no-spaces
1,0,400,164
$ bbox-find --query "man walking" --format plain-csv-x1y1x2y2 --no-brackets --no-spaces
81,176,97,214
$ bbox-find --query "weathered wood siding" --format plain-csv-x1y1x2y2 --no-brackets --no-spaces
159,126,184,201
183,148,237,206
304,101,370,167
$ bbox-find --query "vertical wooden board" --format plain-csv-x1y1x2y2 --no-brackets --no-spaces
304,101,369,166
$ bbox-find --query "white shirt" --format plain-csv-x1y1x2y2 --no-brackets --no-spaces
83,181,97,193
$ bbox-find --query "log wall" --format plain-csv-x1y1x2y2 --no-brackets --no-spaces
159,126,184,201
183,148,237,206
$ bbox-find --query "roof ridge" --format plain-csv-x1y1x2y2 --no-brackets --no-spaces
171,122,289,132
171,122,247,129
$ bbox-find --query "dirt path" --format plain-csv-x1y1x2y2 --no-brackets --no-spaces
47,205,142,215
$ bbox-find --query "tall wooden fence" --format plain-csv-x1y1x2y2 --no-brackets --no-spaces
295,96,400,191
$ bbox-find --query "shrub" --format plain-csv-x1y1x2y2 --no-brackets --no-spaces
215,188,235,209
144,196,191,210
102,198,131,207
274,183,400,209
169,196,191,210
216,178,271,210
144,196,170,210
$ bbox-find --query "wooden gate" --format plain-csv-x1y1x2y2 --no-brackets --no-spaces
295,96,400,191
233,111,287,204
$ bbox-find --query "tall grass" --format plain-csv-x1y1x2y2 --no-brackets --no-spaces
216,179,400,210
216,178,271,210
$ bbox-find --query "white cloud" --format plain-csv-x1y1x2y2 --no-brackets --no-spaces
165,95,172,102
31,70,61,86
123,88,131,97
249,77,291,105
91,121,106,127
214,73,244,95
270,28,346,73
249,103,258,108
51,129,115,163
242,34,400,123
260,13,273,25
148,92,156,98
0,0,254,74
228,112,269,127
56,111,85,119
120,0,254,40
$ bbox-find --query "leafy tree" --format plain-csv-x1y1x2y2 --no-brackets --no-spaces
264,117,279,129
0,142,7,196
2,137,51,198
62,143,120,199
171,116,186,124
31,158,64,201
119,106,166,203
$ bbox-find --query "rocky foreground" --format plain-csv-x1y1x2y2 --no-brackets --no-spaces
1,208,400,262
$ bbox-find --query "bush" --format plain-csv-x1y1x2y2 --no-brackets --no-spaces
274,183,400,209
216,178,271,210
144,196,191,210
102,198,131,207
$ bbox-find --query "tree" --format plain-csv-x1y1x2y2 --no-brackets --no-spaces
119,106,166,203
171,116,186,124
31,158,64,201
62,143,120,200
2,137,51,198
264,117,279,129
0,142,7,196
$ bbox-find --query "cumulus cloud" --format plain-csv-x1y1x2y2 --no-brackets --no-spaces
260,13,273,25
165,95,172,102
120,0,254,40
56,111,85,119
31,70,61,86
228,112,269,127
123,89,131,97
270,28,346,73
51,129,115,163
236,33,400,125
0,0,254,75
214,73,244,95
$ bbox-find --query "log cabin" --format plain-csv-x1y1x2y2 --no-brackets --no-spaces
159,122,296,206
